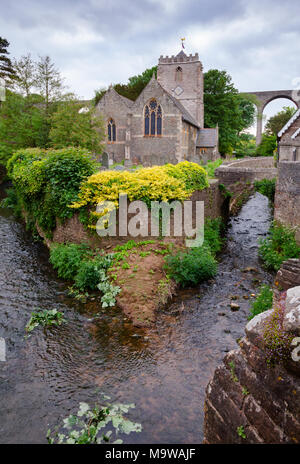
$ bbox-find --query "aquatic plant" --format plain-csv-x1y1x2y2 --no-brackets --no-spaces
47,397,142,444
98,280,121,308
25,309,65,337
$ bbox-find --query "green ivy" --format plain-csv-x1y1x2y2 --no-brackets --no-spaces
6,147,96,236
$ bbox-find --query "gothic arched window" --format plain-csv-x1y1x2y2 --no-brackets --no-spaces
175,66,183,82
108,118,116,142
144,99,162,137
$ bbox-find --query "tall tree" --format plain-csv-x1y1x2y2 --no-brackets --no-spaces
12,53,36,97
204,69,255,154
114,66,157,101
265,106,297,136
49,94,104,153
256,134,277,157
0,37,16,85
0,91,49,166
35,55,65,109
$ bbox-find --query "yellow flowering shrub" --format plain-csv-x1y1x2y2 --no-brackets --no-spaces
70,162,209,228
163,161,209,192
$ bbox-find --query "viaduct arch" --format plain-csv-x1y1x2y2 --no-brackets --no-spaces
245,90,300,145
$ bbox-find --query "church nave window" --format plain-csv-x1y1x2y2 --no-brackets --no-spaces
108,118,116,142
144,99,162,137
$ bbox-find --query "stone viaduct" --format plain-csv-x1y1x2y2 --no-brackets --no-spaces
245,90,300,145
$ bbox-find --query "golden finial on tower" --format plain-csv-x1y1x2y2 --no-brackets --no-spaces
181,38,185,49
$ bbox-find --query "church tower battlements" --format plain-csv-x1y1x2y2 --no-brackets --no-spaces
157,50,204,127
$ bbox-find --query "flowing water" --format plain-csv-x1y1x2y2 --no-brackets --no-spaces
0,188,273,444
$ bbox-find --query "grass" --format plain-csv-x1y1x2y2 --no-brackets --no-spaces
248,284,273,320
258,221,300,271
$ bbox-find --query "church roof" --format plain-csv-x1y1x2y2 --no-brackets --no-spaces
196,128,218,147
167,92,199,127
291,127,300,139
117,93,134,108
176,50,188,61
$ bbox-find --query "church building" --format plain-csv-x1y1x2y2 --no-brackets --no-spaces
95,50,219,166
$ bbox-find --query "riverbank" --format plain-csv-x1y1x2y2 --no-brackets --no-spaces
0,191,274,443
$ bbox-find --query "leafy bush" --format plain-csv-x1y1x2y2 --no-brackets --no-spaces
74,254,114,292
0,187,22,217
71,162,208,228
50,243,93,280
204,217,224,256
74,259,104,292
248,285,273,320
50,244,120,307
25,309,65,337
47,397,142,444
256,134,277,157
71,166,189,214
164,246,217,287
163,161,209,192
7,147,95,235
218,183,233,199
254,178,276,204
258,221,300,271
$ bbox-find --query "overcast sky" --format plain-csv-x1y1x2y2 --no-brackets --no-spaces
1,0,300,129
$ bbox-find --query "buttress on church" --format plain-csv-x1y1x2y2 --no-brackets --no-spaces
95,50,219,167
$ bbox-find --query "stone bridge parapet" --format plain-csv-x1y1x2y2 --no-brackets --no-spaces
215,157,277,186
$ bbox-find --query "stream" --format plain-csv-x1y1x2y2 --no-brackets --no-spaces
0,189,273,444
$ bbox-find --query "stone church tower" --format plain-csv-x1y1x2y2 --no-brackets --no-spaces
157,51,204,128
95,49,219,166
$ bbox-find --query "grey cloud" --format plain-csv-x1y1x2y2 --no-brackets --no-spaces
0,0,299,106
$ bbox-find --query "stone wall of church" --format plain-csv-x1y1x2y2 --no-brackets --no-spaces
96,89,129,164
157,54,204,127
96,69,204,166
129,79,183,165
